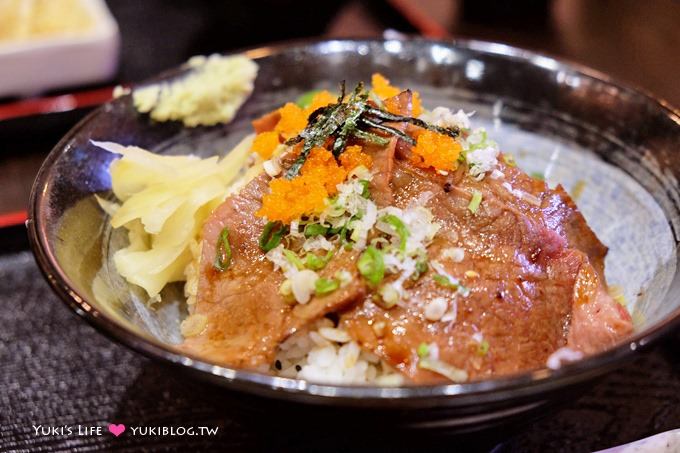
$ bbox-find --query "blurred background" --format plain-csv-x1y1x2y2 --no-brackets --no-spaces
1,0,679,246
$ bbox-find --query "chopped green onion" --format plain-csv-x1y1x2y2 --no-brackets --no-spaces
335,270,352,287
411,258,429,281
433,274,458,289
213,227,232,271
279,279,292,296
283,249,305,270
417,343,430,358
502,154,517,167
304,223,329,238
378,284,400,308
530,172,545,181
467,190,483,214
259,221,288,252
359,180,371,198
315,277,339,296
305,250,334,270
338,218,353,244
305,254,325,270
295,89,323,108
477,340,490,356
327,225,342,235
357,245,385,285
381,214,409,252
470,129,488,150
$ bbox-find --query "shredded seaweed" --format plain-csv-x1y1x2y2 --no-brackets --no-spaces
283,82,460,179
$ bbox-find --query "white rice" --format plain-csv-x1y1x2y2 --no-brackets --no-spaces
185,251,404,385
178,158,405,384
272,318,405,386
183,239,202,310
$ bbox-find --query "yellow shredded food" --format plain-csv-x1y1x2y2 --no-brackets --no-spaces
94,134,258,299
252,131,280,159
410,129,461,171
257,147,347,223
340,145,373,171
371,73,423,116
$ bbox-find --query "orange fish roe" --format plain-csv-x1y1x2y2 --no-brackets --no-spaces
257,176,327,224
256,147,347,223
410,129,461,172
371,73,400,99
305,90,337,113
371,73,423,116
339,145,373,171
272,91,338,141
274,103,308,140
302,147,347,193
251,131,280,159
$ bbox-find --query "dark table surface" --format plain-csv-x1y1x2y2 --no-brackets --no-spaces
1,1,679,451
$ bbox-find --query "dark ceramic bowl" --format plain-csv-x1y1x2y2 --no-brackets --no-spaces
28,39,680,431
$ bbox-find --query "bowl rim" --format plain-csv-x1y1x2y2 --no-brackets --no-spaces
27,37,680,404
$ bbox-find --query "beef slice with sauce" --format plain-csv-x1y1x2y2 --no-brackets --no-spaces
342,158,632,383
181,91,414,369
359,90,414,206
184,89,631,380
181,171,367,369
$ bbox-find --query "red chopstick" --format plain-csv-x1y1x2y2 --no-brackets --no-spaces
0,87,117,229
0,86,116,121
385,0,450,38
0,210,28,228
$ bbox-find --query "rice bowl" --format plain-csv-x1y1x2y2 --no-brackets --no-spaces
27,40,680,430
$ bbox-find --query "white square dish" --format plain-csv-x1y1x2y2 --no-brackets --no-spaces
0,0,120,97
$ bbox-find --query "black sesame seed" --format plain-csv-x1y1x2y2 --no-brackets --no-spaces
443,182,452,193
295,365,302,372
275,360,282,370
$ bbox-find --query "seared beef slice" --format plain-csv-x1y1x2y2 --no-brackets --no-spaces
183,90,631,380
343,159,632,383
182,173,367,368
